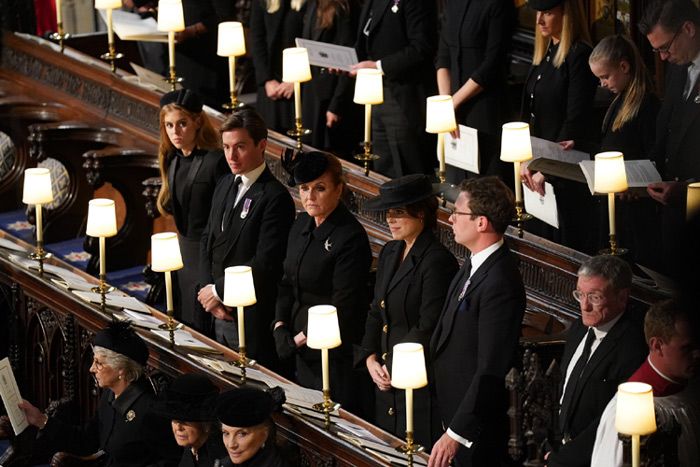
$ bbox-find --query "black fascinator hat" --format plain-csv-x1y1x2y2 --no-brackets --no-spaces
364,174,436,211
216,386,286,427
159,89,203,114
154,374,220,422
280,149,330,187
93,321,149,366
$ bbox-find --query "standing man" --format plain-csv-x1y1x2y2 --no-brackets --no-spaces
198,108,295,371
546,255,647,467
639,0,700,273
352,0,437,178
429,177,526,467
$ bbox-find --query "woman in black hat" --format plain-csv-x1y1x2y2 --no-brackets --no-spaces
18,322,180,466
519,0,599,253
356,174,458,447
157,374,225,466
158,89,228,332
216,387,288,466
273,151,371,414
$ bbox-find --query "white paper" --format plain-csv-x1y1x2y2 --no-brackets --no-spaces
531,136,590,164
523,183,559,228
51,278,97,292
72,291,150,313
295,38,358,71
445,125,480,174
114,310,166,330
0,237,27,252
579,160,662,195
151,329,216,352
130,62,171,93
99,9,167,43
0,358,29,435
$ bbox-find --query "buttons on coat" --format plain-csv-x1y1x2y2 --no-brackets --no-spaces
381,352,387,361
382,324,388,334
380,299,385,309
387,407,395,416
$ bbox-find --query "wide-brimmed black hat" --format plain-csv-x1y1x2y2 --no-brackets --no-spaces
154,374,219,422
93,321,149,366
364,174,435,211
216,387,285,427
528,0,564,11
159,89,203,113
280,149,330,187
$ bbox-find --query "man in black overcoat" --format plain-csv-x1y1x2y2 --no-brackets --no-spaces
198,108,295,371
429,177,525,467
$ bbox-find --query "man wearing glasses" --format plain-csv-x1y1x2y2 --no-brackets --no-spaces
429,177,525,467
546,255,647,467
639,0,700,274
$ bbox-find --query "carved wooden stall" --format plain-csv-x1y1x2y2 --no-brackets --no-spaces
0,31,672,466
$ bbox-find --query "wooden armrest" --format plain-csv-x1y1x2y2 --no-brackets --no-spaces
51,451,105,467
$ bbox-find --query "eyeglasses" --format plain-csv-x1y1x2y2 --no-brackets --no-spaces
91,358,107,371
652,28,681,55
449,209,480,218
572,290,607,306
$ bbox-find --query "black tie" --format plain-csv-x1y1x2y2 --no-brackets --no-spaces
456,259,473,301
221,176,242,231
559,328,596,433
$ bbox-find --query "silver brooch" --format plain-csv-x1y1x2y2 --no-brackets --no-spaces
324,238,332,252
694,94,700,104
391,0,399,13
126,410,136,422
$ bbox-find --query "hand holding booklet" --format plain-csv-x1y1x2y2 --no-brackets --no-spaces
0,357,29,434
294,38,358,71
579,160,662,195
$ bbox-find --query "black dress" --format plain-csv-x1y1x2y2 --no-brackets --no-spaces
217,444,290,467
39,381,181,467
179,435,226,467
275,203,372,415
168,148,227,332
521,41,598,253
356,230,458,447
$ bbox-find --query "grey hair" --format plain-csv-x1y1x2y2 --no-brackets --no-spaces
93,346,144,384
577,255,632,291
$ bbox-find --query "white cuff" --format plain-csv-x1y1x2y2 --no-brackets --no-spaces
210,284,222,303
376,60,384,74
447,428,473,449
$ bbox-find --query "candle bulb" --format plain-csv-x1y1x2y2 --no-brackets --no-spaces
99,236,107,277
364,104,372,143
107,8,114,45
321,348,330,392
168,31,175,70
36,205,44,243
437,132,446,175
228,57,236,94
294,82,302,120
237,306,246,349
165,270,173,311
514,161,523,203
56,0,62,25
405,387,414,433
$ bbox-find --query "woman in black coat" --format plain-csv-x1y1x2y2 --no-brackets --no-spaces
273,151,372,415
300,0,360,157
520,0,598,253
356,175,458,448
250,0,305,133
157,90,227,332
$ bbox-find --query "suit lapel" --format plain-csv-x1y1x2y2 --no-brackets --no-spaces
377,242,402,298
168,154,178,204
368,0,392,35
181,151,205,218
560,321,587,375
223,178,265,258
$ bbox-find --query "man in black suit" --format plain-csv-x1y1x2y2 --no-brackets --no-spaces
546,255,647,467
429,177,525,467
352,0,437,178
197,108,295,370
639,0,700,273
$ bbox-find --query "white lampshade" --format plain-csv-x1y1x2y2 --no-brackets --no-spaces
500,122,533,162
425,95,457,133
217,22,246,57
22,168,54,205
282,47,312,83
594,151,628,193
353,69,383,105
615,382,656,435
687,182,700,220
157,0,185,32
306,305,341,350
390,343,428,389
223,266,257,307
151,232,183,272
86,199,117,237
95,0,122,9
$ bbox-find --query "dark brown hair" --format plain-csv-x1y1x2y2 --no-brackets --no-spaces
405,196,439,231
639,0,700,35
220,108,268,144
458,176,515,234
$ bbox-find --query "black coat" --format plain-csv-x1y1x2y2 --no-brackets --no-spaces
178,434,226,467
41,382,181,467
548,311,647,467
355,0,437,130
249,0,305,131
357,230,457,446
200,167,295,367
430,244,525,466
217,444,290,467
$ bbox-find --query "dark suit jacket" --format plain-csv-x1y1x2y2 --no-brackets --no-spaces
654,63,700,181
357,230,457,444
548,310,647,467
167,148,227,240
41,382,180,467
355,0,437,129
435,0,513,136
430,243,525,465
200,167,295,365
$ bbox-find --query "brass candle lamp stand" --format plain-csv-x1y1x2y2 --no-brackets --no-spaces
354,141,379,177
287,118,311,151
49,23,70,53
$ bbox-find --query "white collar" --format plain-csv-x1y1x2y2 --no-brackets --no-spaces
648,355,683,385
469,238,504,277
589,311,624,340
239,162,266,187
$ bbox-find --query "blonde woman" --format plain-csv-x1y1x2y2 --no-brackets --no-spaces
158,89,226,332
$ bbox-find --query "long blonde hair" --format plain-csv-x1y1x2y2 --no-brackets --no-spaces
533,0,591,68
157,105,220,216
589,35,653,132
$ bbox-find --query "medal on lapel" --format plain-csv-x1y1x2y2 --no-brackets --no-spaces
694,94,700,104
391,0,399,13
125,410,136,422
240,198,252,219
324,238,332,252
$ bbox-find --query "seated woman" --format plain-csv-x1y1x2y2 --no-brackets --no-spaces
156,373,225,466
158,89,227,332
273,151,372,415
18,322,180,466
357,174,458,447
216,387,288,466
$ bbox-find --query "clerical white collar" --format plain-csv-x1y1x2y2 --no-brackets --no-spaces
469,238,504,278
648,355,682,385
